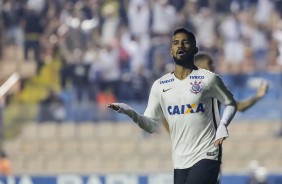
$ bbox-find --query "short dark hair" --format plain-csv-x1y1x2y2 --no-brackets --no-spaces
194,52,213,63
173,27,197,46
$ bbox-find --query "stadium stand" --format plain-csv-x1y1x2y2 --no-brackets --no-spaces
3,120,282,174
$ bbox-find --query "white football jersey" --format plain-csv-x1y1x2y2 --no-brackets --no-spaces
144,68,235,169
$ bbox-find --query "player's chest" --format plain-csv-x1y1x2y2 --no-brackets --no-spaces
160,79,209,104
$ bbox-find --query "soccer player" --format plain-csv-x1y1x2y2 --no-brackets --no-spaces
194,52,269,112
108,28,237,184
163,52,269,184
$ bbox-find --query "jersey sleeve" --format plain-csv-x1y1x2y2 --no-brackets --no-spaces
209,75,236,106
144,80,163,122
209,74,237,137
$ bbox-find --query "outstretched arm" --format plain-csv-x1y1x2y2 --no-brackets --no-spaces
108,103,160,133
237,81,268,112
108,81,162,133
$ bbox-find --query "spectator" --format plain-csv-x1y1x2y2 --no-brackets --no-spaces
100,0,120,45
0,97,4,144
129,66,150,102
1,0,24,48
151,0,177,36
69,49,91,103
22,7,45,73
127,0,150,37
122,34,150,73
98,43,120,98
0,150,12,176
255,0,274,26
193,7,217,53
0,18,3,60
219,13,245,73
38,88,66,123
86,44,101,102
247,160,268,184
273,21,282,66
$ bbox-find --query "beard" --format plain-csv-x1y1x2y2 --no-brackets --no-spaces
173,53,195,68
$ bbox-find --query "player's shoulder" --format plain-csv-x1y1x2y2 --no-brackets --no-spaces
149,72,174,93
194,68,219,81
156,72,175,85
195,68,217,76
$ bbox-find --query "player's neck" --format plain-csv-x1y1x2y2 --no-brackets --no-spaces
174,65,196,80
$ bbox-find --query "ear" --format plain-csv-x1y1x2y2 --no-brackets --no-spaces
193,46,199,55
170,49,173,57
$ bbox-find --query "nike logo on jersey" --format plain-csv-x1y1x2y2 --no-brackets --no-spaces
163,88,172,92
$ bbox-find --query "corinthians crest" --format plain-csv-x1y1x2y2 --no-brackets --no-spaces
190,81,202,94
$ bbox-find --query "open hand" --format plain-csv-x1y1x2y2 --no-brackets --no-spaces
107,103,120,111
214,124,228,147
256,80,269,99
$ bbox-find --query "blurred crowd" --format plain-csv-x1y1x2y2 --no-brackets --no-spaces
0,0,282,121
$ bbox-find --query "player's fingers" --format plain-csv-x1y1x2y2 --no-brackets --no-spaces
214,138,224,147
107,104,120,111
264,81,269,91
219,138,224,145
214,139,220,147
260,81,269,97
261,80,269,90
